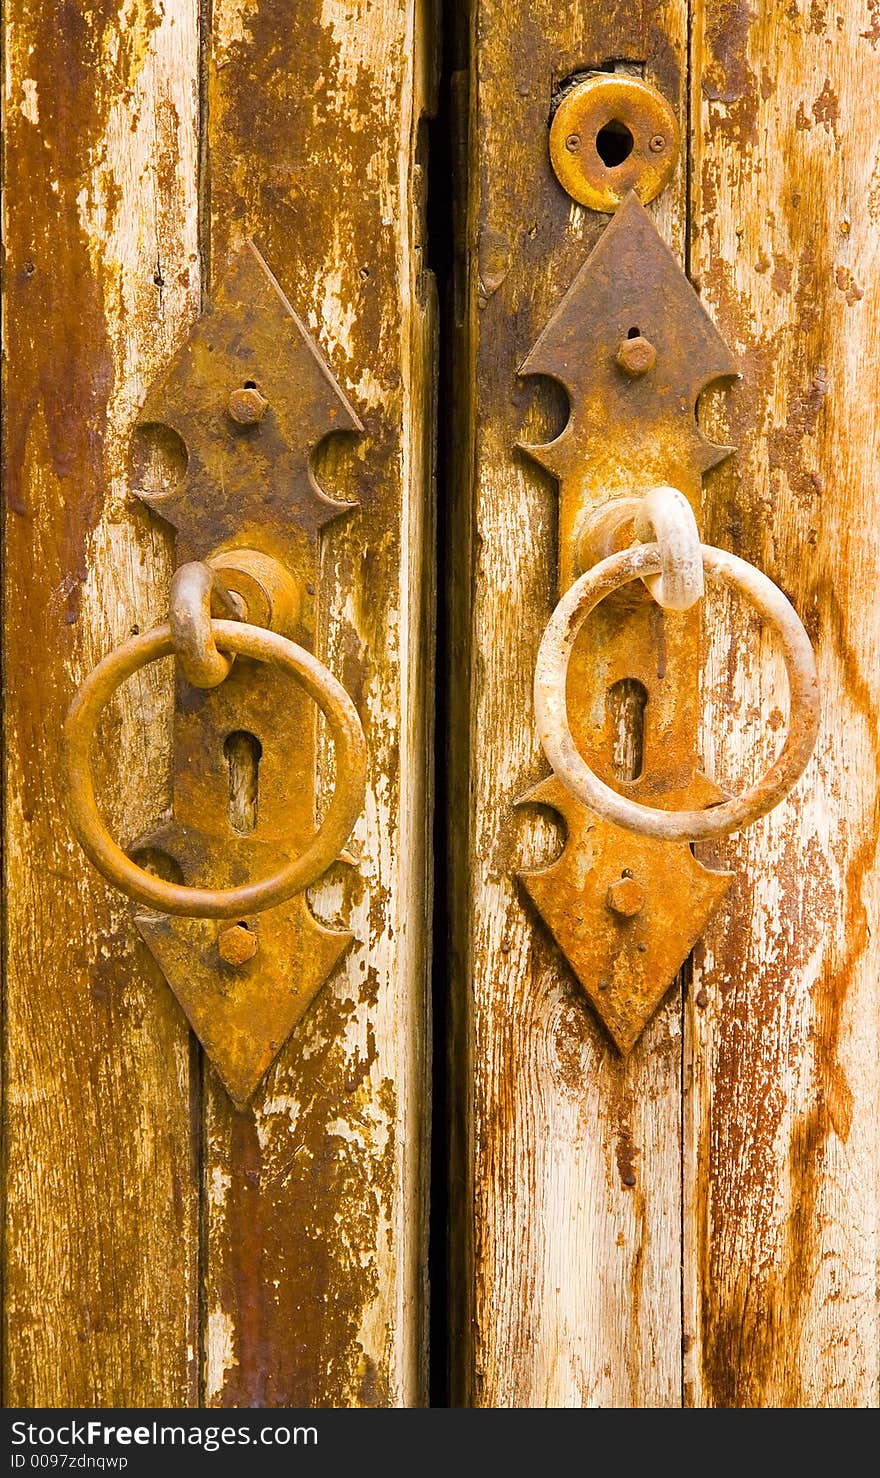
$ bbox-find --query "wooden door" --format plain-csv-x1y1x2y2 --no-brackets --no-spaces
3,0,435,1408
449,0,879,1409
3,0,878,1412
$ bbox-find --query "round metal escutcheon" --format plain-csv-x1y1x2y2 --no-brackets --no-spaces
549,75,679,212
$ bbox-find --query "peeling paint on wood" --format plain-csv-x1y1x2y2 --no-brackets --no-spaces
5,0,877,1414
202,0,435,1407
451,0,689,1408
3,0,432,1409
2,0,201,1405
684,0,880,1410
453,0,878,1409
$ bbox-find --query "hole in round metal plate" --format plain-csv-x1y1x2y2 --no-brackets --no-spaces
595,119,634,167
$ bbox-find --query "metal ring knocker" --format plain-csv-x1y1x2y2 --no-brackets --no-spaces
64,605,367,920
534,491,820,842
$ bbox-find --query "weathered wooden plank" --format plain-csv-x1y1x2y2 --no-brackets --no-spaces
201,0,435,1405
684,0,880,1407
2,0,201,1404
451,2,689,1406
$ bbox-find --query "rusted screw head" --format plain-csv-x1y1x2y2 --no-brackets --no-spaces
218,923,259,965
649,133,666,153
565,133,581,153
615,334,657,377
227,385,268,426
606,875,646,918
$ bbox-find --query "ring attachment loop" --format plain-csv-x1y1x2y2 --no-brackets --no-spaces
576,485,703,610
534,543,819,841
634,485,703,611
169,561,245,689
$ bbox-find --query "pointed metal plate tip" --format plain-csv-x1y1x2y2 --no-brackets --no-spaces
518,193,738,487
133,239,363,552
517,776,732,1051
137,898,351,1107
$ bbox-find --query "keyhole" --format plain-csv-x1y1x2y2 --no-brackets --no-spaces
608,679,647,781
224,731,262,833
595,118,634,168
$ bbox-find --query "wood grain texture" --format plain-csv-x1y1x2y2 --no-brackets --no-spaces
684,0,880,1408
201,0,435,1406
2,0,201,1404
451,1,690,1407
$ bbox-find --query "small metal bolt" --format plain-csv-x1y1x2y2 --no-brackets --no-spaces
649,134,666,153
227,385,268,426
606,875,646,918
615,334,657,378
218,923,259,965
565,133,581,153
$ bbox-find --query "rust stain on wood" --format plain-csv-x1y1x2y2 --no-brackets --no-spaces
3,0,201,1404
460,0,878,1412
686,0,880,1409
5,0,431,1407
202,0,434,1406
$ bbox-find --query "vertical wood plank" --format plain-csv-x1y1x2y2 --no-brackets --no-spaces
684,0,880,1407
452,1,689,1407
201,0,435,1406
2,0,201,1404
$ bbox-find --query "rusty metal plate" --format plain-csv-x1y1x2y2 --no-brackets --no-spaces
133,240,361,553
520,775,731,1052
549,75,679,213
519,192,738,1050
130,243,363,1106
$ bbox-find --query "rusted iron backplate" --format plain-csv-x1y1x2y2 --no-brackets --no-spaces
521,775,731,1052
134,241,360,554
519,193,737,1050
131,243,362,1106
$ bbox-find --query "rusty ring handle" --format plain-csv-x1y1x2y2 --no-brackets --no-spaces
534,543,820,841
63,620,367,918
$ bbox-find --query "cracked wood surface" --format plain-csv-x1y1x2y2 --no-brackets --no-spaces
454,0,879,1408
3,0,201,1405
684,0,880,1408
451,0,689,1407
3,0,433,1407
